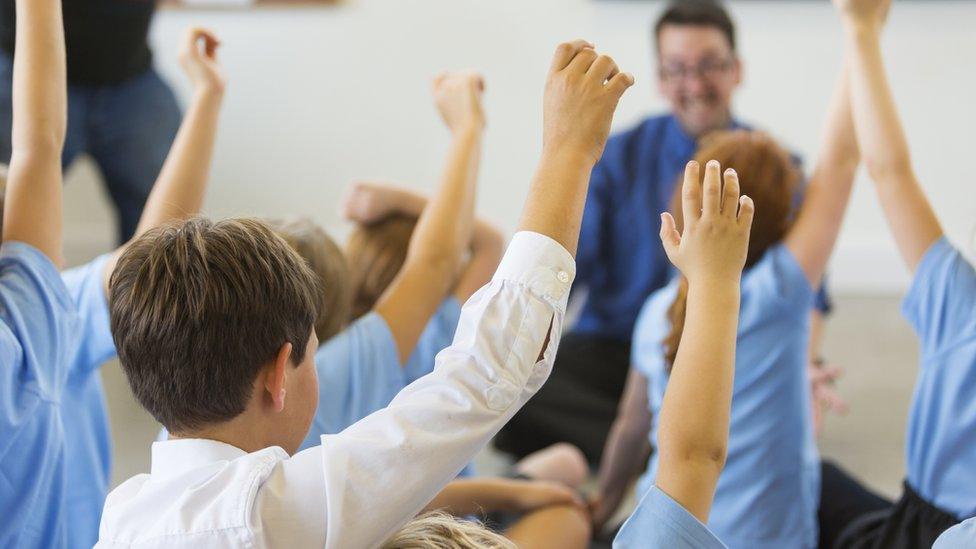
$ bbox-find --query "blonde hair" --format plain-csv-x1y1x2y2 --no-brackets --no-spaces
382,512,515,549
345,214,417,321
269,217,352,343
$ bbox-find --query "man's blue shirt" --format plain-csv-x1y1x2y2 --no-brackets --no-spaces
574,114,827,341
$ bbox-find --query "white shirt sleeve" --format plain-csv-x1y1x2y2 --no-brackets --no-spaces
255,231,576,549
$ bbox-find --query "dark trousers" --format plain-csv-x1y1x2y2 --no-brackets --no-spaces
494,332,632,465
819,460,959,549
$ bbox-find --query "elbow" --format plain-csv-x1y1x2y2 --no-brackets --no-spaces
13,131,65,160
406,249,463,283
663,438,728,473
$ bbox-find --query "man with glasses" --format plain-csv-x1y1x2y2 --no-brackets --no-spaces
497,0,834,469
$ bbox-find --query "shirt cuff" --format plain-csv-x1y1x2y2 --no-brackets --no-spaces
492,231,576,308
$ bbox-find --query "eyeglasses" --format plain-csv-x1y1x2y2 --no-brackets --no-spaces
659,57,735,82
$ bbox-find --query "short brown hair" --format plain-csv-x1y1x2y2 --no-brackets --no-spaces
109,217,320,433
345,214,417,321
270,217,351,342
654,1,736,52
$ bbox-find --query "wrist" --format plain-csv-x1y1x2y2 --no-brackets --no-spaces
193,84,225,103
451,120,485,138
686,275,741,300
842,18,883,39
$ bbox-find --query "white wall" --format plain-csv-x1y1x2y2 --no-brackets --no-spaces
63,0,976,292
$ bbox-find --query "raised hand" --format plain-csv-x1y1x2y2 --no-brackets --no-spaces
340,181,407,225
543,40,635,165
432,71,485,134
179,27,225,93
832,0,892,27
660,161,754,285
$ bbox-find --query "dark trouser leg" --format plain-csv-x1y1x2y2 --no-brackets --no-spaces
495,333,631,465
86,69,181,244
818,460,893,548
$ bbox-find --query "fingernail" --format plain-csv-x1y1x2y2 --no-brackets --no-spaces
707,160,720,168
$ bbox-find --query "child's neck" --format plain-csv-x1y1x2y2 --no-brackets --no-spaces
171,408,279,455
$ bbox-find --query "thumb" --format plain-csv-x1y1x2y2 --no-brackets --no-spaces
659,212,681,260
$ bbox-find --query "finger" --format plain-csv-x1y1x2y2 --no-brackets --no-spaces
200,30,220,59
587,55,619,83
606,71,635,99
659,213,681,261
702,160,722,215
681,161,702,228
737,195,755,229
566,47,599,75
550,39,595,73
722,168,740,218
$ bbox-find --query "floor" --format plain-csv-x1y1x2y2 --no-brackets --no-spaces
101,294,919,532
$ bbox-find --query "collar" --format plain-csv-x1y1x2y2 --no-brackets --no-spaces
150,438,249,478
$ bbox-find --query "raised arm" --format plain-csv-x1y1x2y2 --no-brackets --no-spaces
836,0,942,271
373,73,484,363
2,0,66,262
342,182,505,304
654,161,753,522
783,59,860,287
518,41,634,255
592,368,652,531
422,478,581,517
101,28,226,290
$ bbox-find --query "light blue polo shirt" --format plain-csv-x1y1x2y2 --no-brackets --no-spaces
0,242,78,548
299,300,474,476
901,237,976,520
61,254,117,549
633,244,820,549
614,486,726,548
934,517,976,548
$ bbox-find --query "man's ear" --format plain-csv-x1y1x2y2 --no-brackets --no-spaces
265,342,293,413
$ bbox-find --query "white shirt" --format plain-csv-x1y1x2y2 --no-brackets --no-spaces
96,231,575,549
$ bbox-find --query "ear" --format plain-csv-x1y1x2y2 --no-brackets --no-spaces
265,342,293,413
731,56,744,87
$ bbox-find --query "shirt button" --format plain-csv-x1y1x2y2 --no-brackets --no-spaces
557,271,570,284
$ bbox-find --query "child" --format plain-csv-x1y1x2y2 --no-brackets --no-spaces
614,160,754,548
593,42,860,548
0,0,72,545
822,0,976,546
97,40,634,547
384,512,516,549
54,27,226,548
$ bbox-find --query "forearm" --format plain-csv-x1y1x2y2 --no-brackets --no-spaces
12,0,66,152
656,280,739,522
517,152,593,257
845,21,942,269
404,126,482,270
808,309,825,362
422,479,519,515
134,88,223,237
597,420,650,508
3,0,66,261
845,23,912,180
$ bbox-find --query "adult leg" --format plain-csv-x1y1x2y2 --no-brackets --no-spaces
86,69,180,244
495,333,632,465
503,505,591,549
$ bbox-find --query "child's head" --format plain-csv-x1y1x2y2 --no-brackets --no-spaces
345,214,417,321
382,512,515,549
109,217,322,454
664,130,799,368
270,217,352,343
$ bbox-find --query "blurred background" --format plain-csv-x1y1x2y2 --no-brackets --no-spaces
60,0,974,520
